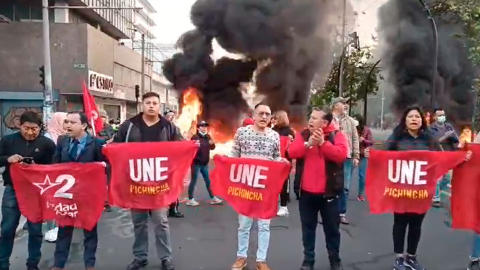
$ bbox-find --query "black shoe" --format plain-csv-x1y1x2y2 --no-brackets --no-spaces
104,204,112,212
300,260,314,270
168,210,184,218
127,259,148,270
161,259,174,270
329,256,343,270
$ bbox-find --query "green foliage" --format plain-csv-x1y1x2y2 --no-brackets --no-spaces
310,46,381,108
432,0,480,66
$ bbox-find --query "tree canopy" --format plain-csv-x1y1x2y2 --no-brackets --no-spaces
310,46,381,109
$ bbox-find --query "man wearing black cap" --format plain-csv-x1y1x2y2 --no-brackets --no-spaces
186,121,222,206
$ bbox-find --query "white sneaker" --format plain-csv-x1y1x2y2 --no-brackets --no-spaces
210,197,223,205
44,227,58,243
186,199,200,206
277,206,289,216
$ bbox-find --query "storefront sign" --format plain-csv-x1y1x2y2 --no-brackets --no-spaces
88,70,114,94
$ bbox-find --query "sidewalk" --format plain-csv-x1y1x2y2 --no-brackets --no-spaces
0,167,27,237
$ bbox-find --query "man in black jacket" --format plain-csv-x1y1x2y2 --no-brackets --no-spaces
114,92,182,270
51,111,106,270
186,121,222,206
0,111,56,270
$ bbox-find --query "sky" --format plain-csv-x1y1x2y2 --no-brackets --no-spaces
151,0,389,50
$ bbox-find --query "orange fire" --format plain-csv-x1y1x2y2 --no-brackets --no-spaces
175,88,235,156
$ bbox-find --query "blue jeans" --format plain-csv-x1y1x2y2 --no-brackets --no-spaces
237,214,270,262
188,164,214,199
358,157,368,196
433,173,451,201
339,158,354,215
53,225,98,268
0,185,43,269
472,233,480,258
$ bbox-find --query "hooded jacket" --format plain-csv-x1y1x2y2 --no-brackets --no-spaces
113,113,183,143
288,124,348,196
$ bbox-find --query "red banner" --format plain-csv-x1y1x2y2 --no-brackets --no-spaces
82,81,103,135
451,144,480,233
280,136,290,158
10,163,106,230
366,149,465,214
103,141,198,209
211,155,291,219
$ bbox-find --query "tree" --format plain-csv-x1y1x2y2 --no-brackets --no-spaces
432,0,480,65
432,0,480,129
310,46,381,108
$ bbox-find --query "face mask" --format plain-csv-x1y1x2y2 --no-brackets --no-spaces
436,116,446,124
199,131,207,136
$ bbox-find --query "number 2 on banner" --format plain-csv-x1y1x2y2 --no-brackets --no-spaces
54,174,75,199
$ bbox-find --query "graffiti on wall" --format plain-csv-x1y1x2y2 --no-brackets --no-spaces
3,107,43,130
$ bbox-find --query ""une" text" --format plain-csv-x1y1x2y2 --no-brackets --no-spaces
388,160,428,185
129,157,168,182
230,164,268,189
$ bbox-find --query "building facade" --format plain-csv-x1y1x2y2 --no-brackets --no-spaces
0,0,178,135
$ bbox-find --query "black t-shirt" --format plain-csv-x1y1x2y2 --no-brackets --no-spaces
139,117,169,142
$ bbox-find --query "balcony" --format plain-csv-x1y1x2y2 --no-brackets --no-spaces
66,0,134,40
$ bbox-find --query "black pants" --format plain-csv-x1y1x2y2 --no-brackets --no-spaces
393,212,426,255
280,177,290,207
299,190,340,263
53,225,98,268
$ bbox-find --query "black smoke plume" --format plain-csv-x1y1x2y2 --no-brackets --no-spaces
163,0,341,132
378,0,476,125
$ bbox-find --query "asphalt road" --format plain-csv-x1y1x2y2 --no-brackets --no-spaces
7,129,474,270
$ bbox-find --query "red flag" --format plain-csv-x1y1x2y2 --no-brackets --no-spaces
211,155,291,219
103,141,198,209
10,163,106,230
451,144,480,233
82,81,103,135
280,136,290,158
366,149,465,214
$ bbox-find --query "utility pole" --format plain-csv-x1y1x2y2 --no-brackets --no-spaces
42,0,54,124
141,33,145,94
338,0,347,96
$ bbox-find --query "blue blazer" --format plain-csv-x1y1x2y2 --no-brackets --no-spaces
53,134,105,163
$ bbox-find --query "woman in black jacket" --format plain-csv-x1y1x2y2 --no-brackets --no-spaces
272,110,295,216
386,106,470,270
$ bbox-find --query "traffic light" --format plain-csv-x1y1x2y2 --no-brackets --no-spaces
39,66,45,89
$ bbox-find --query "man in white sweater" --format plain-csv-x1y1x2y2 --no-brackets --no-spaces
229,103,285,270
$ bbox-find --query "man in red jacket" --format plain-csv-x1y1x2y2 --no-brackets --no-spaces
288,107,348,270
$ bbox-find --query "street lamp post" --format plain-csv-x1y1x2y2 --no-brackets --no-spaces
417,0,438,109
41,3,142,122
363,59,381,123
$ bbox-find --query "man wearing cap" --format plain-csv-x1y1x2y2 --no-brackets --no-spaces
186,121,223,206
331,97,360,225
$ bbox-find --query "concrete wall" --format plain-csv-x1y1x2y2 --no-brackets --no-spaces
87,25,152,101
0,22,88,93
0,22,153,105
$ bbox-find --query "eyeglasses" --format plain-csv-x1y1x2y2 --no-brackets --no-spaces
255,112,271,117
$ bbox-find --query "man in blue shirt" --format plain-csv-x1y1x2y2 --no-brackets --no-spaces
51,111,105,270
